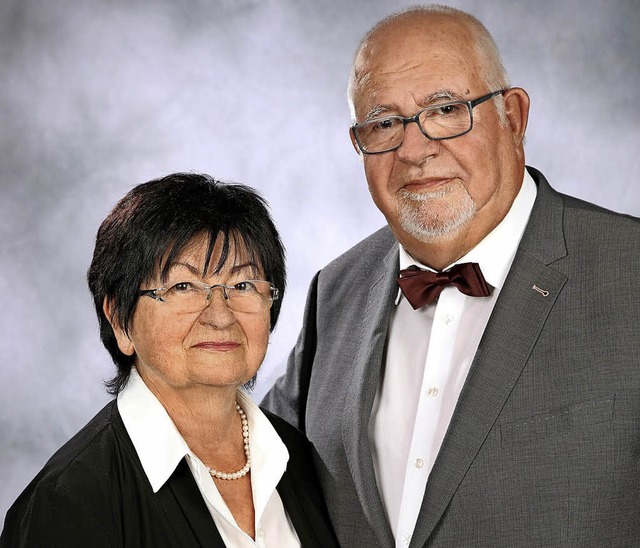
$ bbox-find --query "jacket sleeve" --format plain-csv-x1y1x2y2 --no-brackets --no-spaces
261,271,320,433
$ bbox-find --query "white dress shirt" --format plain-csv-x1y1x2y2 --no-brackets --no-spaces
117,368,301,547
369,171,537,547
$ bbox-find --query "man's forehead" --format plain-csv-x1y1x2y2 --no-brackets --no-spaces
359,28,475,72
355,12,478,79
353,48,480,115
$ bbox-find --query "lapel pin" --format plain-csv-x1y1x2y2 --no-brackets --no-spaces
532,284,549,297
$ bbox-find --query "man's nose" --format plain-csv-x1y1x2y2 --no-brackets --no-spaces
395,121,439,164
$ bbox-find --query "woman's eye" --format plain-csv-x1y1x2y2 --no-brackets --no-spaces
170,281,198,293
234,281,257,292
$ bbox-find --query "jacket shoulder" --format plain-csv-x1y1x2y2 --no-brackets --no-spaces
17,401,122,492
561,192,639,231
555,190,640,262
321,225,396,276
1,402,125,546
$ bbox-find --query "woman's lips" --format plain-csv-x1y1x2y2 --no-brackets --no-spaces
192,341,241,351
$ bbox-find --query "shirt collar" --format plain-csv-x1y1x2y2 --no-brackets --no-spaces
117,368,290,513
117,368,190,493
397,170,537,302
236,390,290,522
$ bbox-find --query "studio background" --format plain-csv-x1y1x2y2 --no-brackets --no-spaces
1,0,638,519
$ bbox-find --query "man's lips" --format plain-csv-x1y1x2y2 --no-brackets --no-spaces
192,341,241,351
402,177,453,191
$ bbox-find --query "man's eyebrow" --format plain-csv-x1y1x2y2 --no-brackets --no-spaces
421,90,465,105
363,105,396,121
362,91,467,121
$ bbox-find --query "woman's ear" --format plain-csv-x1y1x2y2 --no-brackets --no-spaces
103,298,135,356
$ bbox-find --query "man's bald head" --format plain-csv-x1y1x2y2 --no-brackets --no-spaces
347,5,510,121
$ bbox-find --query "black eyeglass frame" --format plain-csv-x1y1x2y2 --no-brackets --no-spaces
351,89,507,155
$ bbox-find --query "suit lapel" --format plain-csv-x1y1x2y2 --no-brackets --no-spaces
156,459,227,547
276,469,315,546
410,168,569,547
276,467,338,547
342,240,399,548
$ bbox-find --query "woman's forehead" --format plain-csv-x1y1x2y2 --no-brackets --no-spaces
164,233,261,276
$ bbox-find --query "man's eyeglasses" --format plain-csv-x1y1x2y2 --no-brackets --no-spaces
351,89,507,155
139,280,279,314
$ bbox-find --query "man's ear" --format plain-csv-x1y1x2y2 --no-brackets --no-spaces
503,87,530,148
103,298,135,356
349,127,363,156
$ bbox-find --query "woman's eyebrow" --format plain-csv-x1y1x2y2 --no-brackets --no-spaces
163,260,259,280
168,261,200,275
230,262,259,275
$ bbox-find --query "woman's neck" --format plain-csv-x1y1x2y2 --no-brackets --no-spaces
141,372,243,455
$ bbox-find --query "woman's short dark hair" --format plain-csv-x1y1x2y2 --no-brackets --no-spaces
87,172,286,395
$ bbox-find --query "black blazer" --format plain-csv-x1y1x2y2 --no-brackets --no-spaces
0,400,339,547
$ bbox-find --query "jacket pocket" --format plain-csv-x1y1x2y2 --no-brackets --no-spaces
500,395,615,447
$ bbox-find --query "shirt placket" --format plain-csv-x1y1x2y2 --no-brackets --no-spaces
395,288,464,547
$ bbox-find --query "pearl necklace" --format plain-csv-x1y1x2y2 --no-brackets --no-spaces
206,403,251,481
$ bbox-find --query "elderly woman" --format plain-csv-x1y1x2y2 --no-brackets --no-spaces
1,173,338,547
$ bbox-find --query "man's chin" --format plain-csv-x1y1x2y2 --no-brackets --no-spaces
397,200,476,243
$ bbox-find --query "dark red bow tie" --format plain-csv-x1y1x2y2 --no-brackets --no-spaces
397,263,491,309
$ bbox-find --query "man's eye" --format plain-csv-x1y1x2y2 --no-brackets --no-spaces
434,103,463,116
373,117,400,131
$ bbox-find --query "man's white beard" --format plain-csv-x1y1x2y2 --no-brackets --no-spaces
397,186,476,242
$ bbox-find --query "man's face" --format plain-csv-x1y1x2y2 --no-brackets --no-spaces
350,16,527,263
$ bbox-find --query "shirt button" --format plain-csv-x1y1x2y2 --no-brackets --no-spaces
442,313,454,324
415,458,424,469
427,386,439,397
403,533,412,545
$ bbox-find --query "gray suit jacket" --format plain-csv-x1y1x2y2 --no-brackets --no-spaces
263,167,640,547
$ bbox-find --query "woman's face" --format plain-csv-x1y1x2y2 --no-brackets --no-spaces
110,234,271,393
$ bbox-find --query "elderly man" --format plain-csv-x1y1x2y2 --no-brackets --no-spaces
264,5,640,547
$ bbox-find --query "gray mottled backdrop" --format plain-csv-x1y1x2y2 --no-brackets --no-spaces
1,0,638,519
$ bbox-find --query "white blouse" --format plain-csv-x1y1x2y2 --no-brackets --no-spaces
118,368,301,547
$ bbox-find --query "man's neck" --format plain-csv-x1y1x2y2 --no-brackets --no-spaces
398,223,489,271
